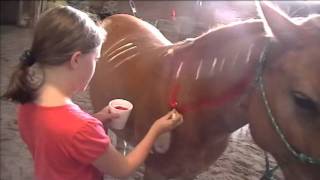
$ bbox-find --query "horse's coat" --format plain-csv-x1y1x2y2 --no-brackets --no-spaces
90,13,265,179
89,2,320,180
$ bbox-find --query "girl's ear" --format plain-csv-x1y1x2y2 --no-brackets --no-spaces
69,51,82,69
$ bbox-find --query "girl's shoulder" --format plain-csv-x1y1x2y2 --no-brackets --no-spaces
19,102,102,130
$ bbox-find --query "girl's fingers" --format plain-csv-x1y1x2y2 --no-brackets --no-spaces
110,113,120,119
177,116,183,125
168,109,181,119
164,110,175,119
162,109,183,127
170,112,183,127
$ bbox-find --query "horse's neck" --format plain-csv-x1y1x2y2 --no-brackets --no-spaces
169,28,267,85
164,22,269,112
193,20,265,59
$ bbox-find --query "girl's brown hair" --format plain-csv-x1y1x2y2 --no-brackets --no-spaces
2,6,106,104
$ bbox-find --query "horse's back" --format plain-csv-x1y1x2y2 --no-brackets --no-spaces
101,14,172,48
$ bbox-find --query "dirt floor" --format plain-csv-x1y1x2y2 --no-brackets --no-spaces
0,25,284,180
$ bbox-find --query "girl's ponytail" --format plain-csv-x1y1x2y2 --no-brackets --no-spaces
2,6,106,104
1,50,38,104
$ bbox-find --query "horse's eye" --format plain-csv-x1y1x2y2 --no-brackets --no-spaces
292,92,318,113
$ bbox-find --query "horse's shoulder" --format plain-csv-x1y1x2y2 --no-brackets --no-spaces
107,13,135,21
101,14,138,28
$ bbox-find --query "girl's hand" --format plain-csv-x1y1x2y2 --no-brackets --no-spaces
93,106,120,125
151,109,183,136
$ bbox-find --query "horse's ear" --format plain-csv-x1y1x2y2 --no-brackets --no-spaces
256,1,301,44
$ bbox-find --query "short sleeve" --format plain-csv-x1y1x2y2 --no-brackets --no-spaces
68,120,110,164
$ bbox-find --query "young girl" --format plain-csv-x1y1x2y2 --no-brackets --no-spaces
2,6,183,180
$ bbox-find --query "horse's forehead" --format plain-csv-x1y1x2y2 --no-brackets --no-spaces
282,45,319,67
301,16,320,44
280,46,320,86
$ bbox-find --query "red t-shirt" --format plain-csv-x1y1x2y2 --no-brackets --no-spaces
18,103,110,180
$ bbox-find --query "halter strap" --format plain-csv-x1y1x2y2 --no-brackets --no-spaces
261,151,280,180
169,73,253,113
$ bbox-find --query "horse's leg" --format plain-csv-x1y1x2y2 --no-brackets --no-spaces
107,129,131,156
107,130,147,179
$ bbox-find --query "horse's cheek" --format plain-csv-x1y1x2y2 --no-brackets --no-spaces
248,90,273,150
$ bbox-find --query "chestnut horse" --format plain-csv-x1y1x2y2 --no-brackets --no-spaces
89,2,320,180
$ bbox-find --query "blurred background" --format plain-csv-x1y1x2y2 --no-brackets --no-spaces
1,0,320,42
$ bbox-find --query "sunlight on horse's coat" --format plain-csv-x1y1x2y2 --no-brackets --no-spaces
107,44,137,63
219,58,226,72
107,43,136,59
195,60,203,80
113,53,139,68
102,37,127,57
246,44,254,63
175,62,184,79
166,48,174,56
209,57,218,76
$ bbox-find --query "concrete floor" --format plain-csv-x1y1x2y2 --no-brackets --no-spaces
0,25,284,180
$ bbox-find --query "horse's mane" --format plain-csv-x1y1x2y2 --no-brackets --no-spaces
300,15,320,39
197,19,264,47
170,18,265,64
172,13,319,60
200,19,264,39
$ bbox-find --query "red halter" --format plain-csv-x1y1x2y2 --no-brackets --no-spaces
169,69,253,113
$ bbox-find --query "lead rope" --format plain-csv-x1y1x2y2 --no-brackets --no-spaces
260,151,279,180
255,40,280,180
